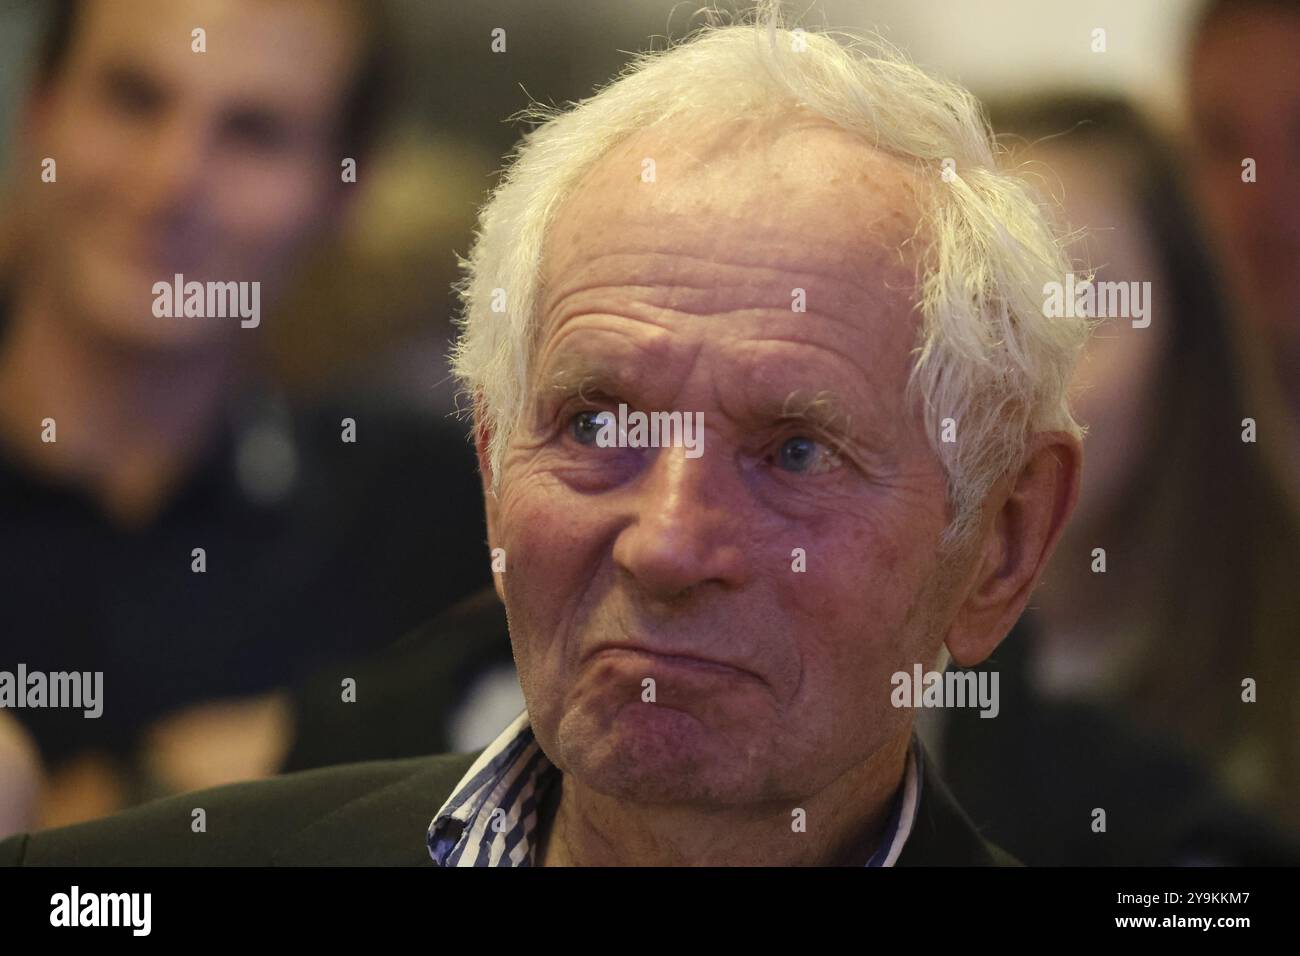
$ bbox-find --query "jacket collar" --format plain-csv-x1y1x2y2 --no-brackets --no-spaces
273,734,1013,866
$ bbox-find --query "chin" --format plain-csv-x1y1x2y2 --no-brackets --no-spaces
62,251,212,351
78,288,231,353
555,700,761,805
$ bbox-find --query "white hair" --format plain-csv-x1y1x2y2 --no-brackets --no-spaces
449,1,1090,553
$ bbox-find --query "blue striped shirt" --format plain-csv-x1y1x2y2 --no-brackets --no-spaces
427,708,923,866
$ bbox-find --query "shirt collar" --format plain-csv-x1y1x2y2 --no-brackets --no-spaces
428,709,923,866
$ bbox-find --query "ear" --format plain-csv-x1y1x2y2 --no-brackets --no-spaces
944,430,1083,667
472,401,506,605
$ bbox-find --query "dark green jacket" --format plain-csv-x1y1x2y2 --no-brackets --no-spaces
0,741,1019,866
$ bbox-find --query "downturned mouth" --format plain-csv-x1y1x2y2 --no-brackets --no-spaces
587,644,758,681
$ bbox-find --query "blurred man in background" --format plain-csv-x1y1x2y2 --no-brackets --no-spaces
0,0,490,831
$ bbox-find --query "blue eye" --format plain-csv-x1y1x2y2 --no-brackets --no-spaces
777,436,816,471
774,436,840,474
569,410,613,446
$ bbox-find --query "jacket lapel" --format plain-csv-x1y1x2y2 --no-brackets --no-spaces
273,751,482,866
897,738,1020,866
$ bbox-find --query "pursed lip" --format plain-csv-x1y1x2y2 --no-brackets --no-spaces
585,643,760,681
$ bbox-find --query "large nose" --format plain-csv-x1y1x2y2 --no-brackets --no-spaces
611,437,750,600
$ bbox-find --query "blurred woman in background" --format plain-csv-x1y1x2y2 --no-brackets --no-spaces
930,95,1300,861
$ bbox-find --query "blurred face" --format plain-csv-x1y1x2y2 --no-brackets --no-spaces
485,113,965,808
1034,143,1167,531
1190,8,1300,356
17,0,363,349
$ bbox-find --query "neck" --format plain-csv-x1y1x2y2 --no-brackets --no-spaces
538,729,911,867
0,286,242,528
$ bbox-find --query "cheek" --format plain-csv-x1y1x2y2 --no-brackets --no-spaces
492,470,615,723
775,514,921,701
826,538,941,746
765,555,920,765
32,114,132,229
779,502,911,615
54,102,137,177
493,469,608,615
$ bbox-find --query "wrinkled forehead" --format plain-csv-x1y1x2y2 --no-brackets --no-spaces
538,109,929,329
532,112,933,423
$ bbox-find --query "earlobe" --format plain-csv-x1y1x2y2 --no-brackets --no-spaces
942,522,1008,668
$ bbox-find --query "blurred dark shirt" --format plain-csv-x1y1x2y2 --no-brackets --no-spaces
0,368,490,767
933,617,1300,866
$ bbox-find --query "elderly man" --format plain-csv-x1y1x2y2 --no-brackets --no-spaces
0,7,1086,867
